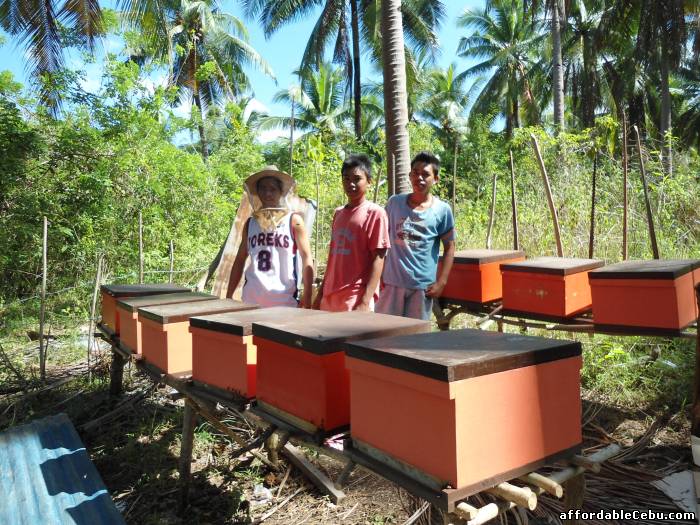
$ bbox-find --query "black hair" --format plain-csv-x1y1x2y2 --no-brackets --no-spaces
411,151,440,178
342,153,372,181
256,176,283,193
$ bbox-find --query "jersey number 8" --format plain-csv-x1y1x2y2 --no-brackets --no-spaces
257,250,272,272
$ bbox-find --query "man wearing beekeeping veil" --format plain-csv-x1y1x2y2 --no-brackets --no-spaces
227,167,314,308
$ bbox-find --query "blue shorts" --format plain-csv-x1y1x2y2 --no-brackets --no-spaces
375,284,433,321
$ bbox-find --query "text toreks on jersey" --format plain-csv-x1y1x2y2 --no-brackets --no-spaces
242,213,300,307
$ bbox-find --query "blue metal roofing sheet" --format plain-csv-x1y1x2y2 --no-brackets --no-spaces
0,413,126,525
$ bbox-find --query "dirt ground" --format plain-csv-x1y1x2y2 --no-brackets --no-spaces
0,344,696,525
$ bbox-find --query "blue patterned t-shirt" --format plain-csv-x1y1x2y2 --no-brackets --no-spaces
382,194,455,289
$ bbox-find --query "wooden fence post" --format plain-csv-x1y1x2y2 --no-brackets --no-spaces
87,255,104,383
178,400,198,515
622,112,628,260
169,240,175,283
486,171,497,249
39,216,48,383
588,150,598,259
138,210,144,284
509,150,519,251
530,134,564,257
632,125,660,259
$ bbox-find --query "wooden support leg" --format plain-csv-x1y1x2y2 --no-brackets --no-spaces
109,350,126,398
266,430,289,467
433,300,451,331
562,473,586,525
178,400,198,515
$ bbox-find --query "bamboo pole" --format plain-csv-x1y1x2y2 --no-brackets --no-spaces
39,216,48,382
452,140,458,213
485,171,497,249
588,150,598,259
138,210,144,284
169,240,175,283
633,125,660,259
509,149,519,251
622,112,628,260
314,163,320,263
530,134,564,257
87,255,104,383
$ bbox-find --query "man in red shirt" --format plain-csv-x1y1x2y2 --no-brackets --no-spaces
313,154,390,311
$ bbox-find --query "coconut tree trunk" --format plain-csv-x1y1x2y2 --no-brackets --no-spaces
193,90,209,162
551,0,565,133
350,0,363,140
381,0,411,195
582,36,596,128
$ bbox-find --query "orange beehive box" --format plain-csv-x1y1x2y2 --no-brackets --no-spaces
99,284,189,336
589,259,700,331
252,311,430,435
344,329,582,507
139,299,258,375
501,257,604,319
189,308,333,399
440,249,525,304
116,292,216,354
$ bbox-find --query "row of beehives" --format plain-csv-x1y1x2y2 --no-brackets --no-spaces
100,283,583,497
440,250,700,330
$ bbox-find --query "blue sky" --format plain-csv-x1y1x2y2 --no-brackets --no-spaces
0,1,483,140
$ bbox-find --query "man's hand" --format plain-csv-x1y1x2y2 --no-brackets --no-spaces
425,279,447,298
353,299,371,312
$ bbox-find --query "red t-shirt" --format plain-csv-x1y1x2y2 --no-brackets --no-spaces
323,200,390,296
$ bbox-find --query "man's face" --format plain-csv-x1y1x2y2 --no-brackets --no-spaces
342,167,370,201
258,177,283,207
409,161,437,195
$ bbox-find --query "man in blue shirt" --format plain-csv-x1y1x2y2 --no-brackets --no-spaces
376,152,456,320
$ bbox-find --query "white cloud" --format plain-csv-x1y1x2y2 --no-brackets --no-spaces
257,128,288,144
244,97,269,119
173,98,193,119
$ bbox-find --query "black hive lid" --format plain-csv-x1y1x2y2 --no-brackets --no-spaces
344,328,581,382
500,257,604,275
100,283,189,297
252,311,430,355
451,249,526,265
116,292,216,312
138,299,258,324
190,307,333,336
588,259,700,280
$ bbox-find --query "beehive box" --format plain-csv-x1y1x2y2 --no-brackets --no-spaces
440,249,525,304
252,311,430,435
344,329,582,499
139,299,258,375
501,257,603,318
100,284,189,336
189,308,333,399
589,259,700,331
116,292,216,354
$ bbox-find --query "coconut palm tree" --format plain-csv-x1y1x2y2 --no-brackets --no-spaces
0,0,103,109
381,0,411,194
457,0,546,138
257,63,349,136
126,0,273,160
242,0,444,142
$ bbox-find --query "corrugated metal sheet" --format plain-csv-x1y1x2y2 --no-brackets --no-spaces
0,413,126,525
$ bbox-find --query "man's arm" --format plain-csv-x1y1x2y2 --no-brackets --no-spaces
226,220,250,298
292,214,315,308
426,233,455,298
354,248,387,311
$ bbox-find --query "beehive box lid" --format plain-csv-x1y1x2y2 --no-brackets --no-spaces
588,259,700,280
252,311,430,355
500,257,603,275
191,307,333,336
139,299,258,324
116,292,216,312
345,328,581,382
451,249,525,264
100,283,189,297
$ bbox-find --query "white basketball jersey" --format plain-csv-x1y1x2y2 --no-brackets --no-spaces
242,213,300,307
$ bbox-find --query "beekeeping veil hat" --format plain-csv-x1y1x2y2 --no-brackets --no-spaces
244,166,296,229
